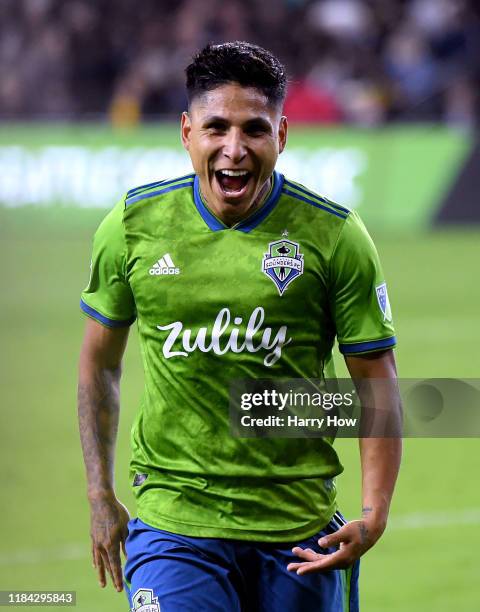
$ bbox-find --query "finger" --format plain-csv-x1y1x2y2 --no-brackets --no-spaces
318,528,349,549
291,547,324,562
297,549,354,574
94,548,106,587
287,561,311,572
122,538,127,558
91,541,96,569
107,544,124,592
100,546,115,587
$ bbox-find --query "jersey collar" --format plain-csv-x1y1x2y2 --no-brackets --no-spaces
193,171,284,233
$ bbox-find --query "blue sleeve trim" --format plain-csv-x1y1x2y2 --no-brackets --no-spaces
80,299,135,328
339,336,396,354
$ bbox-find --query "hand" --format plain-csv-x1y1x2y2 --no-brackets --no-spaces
89,493,130,592
287,518,385,575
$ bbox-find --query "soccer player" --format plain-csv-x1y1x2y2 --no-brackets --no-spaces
78,42,401,611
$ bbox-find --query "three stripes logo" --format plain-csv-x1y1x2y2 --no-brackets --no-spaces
149,253,180,276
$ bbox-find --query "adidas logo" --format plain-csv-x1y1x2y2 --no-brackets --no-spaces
149,253,180,276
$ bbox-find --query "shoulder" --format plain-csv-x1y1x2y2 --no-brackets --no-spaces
88,197,130,263
330,207,378,266
124,173,195,208
281,176,351,221
95,197,125,239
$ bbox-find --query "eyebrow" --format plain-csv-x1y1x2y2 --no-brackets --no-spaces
202,115,229,126
202,115,272,130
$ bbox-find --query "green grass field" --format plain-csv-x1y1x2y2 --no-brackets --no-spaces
1,207,479,611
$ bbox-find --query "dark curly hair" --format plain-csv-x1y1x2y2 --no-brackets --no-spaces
185,42,287,108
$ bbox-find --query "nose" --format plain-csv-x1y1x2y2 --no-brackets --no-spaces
222,128,247,164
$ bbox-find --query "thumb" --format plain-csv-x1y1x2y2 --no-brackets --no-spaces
318,527,346,548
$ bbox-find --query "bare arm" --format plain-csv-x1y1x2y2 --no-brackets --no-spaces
288,350,402,574
347,350,402,541
78,318,131,592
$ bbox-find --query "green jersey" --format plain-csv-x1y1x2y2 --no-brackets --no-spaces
81,171,396,541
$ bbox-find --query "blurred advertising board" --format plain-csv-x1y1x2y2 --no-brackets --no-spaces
0,124,470,230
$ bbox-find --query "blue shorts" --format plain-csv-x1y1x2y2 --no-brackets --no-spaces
124,512,359,611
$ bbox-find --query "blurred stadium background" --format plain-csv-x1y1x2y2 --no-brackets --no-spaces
1,0,479,610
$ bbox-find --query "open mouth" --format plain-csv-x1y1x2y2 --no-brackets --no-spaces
214,169,252,196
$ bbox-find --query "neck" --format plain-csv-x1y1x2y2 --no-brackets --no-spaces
204,177,272,228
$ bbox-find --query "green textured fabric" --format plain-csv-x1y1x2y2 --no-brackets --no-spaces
81,172,395,541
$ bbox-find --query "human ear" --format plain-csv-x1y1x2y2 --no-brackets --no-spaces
181,111,191,150
278,115,288,154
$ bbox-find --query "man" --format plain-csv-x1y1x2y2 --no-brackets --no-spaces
78,42,401,611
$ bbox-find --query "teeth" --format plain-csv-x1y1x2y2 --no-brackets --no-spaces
219,169,249,176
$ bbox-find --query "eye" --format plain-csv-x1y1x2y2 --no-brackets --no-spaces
245,123,270,137
206,122,227,134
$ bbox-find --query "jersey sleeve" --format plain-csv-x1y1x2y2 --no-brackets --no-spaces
80,198,136,328
329,209,396,355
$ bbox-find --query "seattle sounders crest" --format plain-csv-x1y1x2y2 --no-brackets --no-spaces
131,588,160,612
262,239,304,296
